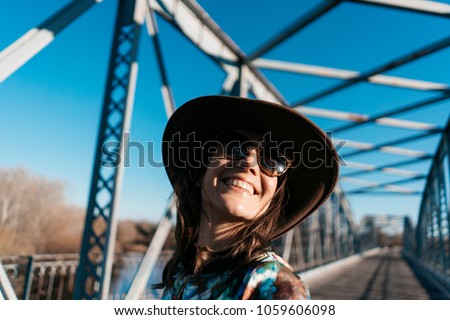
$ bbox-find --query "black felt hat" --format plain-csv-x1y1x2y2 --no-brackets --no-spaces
162,95,339,239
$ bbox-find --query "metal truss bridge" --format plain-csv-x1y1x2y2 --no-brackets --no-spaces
1,0,449,300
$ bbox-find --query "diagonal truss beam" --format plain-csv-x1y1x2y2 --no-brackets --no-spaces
152,0,447,201
0,0,102,83
341,175,426,192
153,0,288,103
296,105,442,131
348,190,422,195
341,161,421,177
343,158,430,178
125,201,175,299
348,0,450,18
331,94,450,133
153,0,450,140
343,176,423,194
292,36,450,106
245,0,341,62
0,261,17,300
337,138,431,158
338,129,441,158
145,3,176,117
254,58,450,92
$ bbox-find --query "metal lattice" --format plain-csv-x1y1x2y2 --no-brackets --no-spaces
275,186,366,273
414,122,450,277
73,0,145,299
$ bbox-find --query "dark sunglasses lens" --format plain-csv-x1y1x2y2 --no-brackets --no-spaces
216,131,291,177
223,141,247,159
218,132,256,159
260,152,289,177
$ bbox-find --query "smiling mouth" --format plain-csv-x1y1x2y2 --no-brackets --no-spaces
223,178,255,195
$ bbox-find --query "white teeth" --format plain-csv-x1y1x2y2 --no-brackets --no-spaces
225,178,255,195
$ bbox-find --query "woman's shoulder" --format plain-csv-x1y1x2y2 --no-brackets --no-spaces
240,251,311,300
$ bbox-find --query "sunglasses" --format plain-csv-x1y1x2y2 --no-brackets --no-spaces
212,131,292,177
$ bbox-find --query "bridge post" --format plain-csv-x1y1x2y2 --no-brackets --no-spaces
415,119,450,276
73,0,146,299
443,122,450,274
435,160,447,274
22,256,34,300
0,260,17,300
229,63,250,98
447,123,450,275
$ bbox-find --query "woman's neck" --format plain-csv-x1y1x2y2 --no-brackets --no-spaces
197,213,246,252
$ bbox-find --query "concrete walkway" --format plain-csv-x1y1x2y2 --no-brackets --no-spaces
301,247,430,299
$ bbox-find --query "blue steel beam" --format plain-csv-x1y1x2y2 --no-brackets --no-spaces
340,129,441,159
348,190,422,195
414,120,450,279
330,94,450,134
347,0,450,18
145,5,175,116
245,0,341,62
154,0,288,104
342,175,427,194
292,36,450,107
255,58,450,93
74,0,145,300
0,260,17,300
0,0,101,83
341,156,433,178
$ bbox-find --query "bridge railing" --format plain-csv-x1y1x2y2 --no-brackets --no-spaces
274,186,378,273
403,119,450,287
403,217,415,254
0,251,171,300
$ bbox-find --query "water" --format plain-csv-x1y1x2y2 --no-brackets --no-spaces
110,252,170,300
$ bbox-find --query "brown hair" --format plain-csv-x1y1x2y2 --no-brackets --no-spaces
154,161,289,291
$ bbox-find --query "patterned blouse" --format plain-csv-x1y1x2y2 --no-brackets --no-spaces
161,251,310,300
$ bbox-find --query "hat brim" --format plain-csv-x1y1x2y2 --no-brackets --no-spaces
162,95,339,239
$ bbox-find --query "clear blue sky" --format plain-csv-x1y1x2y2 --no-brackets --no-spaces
1,0,449,224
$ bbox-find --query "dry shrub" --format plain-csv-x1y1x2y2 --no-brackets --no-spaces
0,167,84,255
0,167,175,256
41,205,84,253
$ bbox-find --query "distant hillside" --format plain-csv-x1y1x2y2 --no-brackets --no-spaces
0,167,174,256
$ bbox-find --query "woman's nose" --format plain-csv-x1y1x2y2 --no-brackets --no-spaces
239,148,259,174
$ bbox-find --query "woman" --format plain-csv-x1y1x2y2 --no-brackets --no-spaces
157,95,339,299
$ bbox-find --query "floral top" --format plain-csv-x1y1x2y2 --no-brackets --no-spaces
161,251,310,300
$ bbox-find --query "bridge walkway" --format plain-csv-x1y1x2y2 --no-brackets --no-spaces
301,247,440,300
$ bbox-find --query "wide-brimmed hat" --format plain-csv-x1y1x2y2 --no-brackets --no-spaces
162,95,339,239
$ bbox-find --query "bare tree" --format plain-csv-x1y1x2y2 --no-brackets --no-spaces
0,167,84,255
0,167,172,256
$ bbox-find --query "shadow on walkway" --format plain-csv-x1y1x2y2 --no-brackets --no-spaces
303,246,433,299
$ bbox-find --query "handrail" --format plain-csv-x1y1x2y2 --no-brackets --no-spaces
403,118,450,284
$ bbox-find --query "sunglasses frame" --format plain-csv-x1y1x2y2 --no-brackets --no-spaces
213,132,292,177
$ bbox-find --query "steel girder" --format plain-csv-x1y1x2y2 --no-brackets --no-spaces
403,217,415,254
413,121,450,279
0,260,17,300
2,0,449,198
73,0,146,299
278,186,365,273
150,0,450,196
0,0,102,84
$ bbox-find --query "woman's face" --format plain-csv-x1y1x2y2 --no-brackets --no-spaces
200,148,278,222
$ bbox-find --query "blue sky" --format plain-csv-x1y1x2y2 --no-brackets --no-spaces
1,0,449,224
